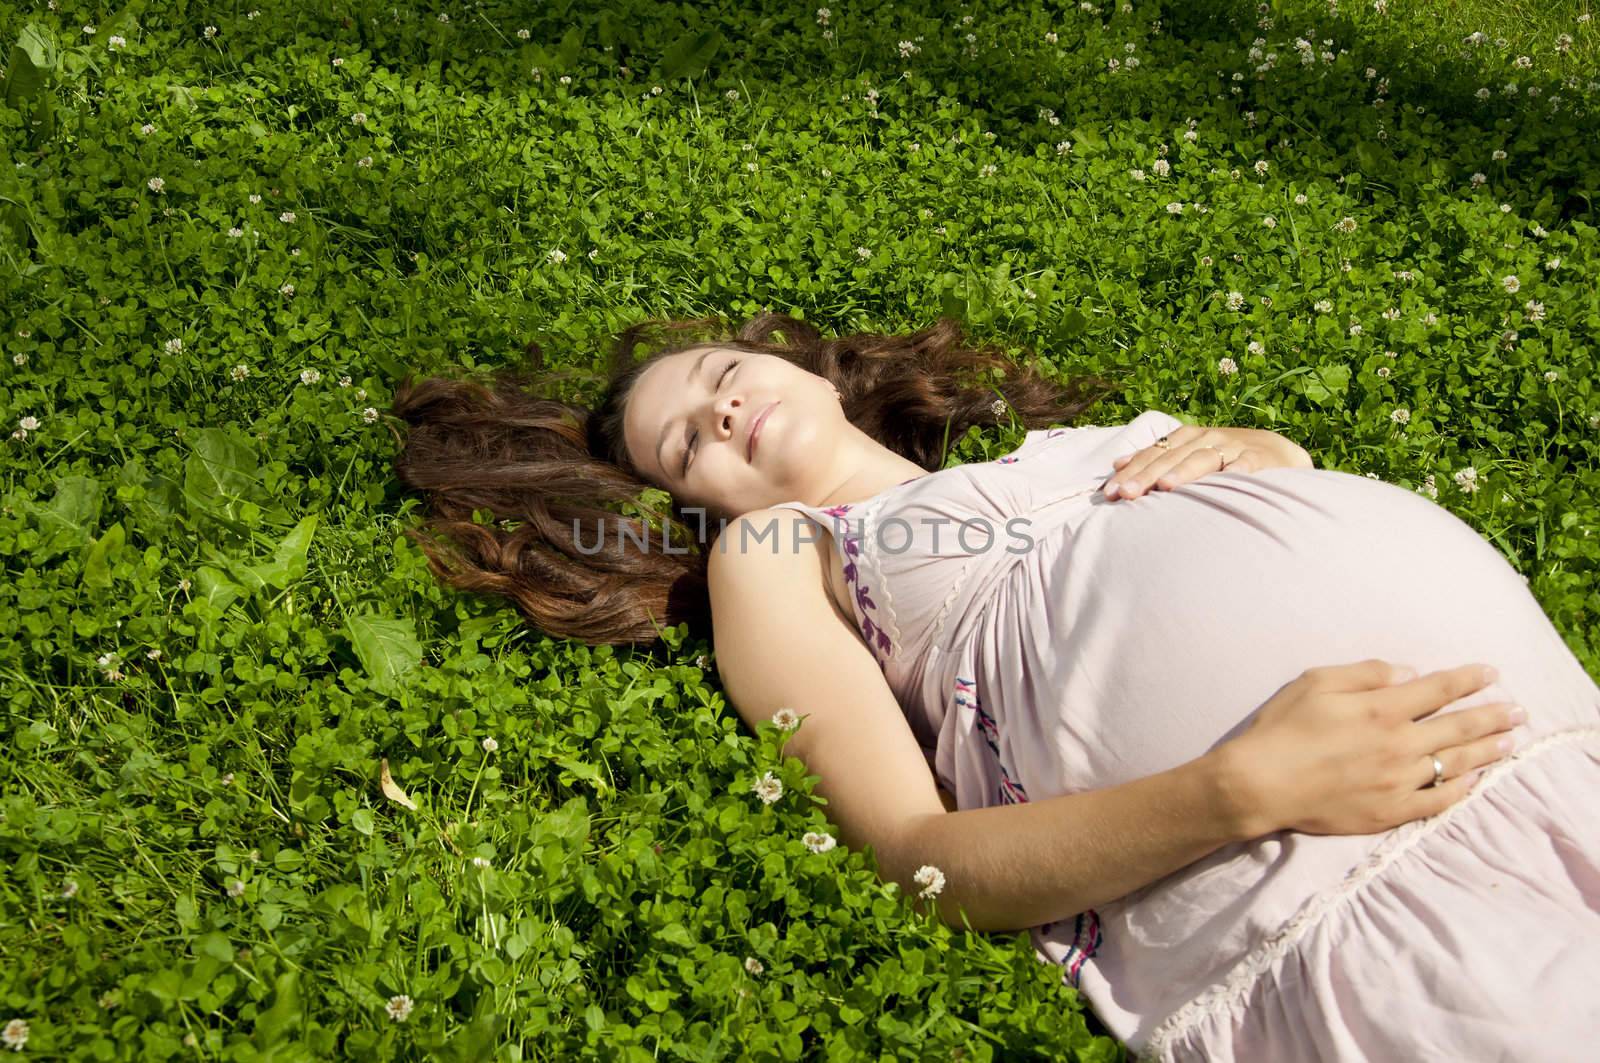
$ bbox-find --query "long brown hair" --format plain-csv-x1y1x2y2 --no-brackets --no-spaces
388,312,1125,648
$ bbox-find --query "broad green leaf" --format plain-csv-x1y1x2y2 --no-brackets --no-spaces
183,428,261,523
80,521,125,589
346,613,422,699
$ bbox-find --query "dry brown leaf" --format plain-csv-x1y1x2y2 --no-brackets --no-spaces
379,757,417,810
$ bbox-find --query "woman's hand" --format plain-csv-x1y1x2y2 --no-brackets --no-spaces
1102,425,1314,500
1218,659,1525,837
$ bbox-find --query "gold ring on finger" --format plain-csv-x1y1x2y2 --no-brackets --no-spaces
1428,754,1446,788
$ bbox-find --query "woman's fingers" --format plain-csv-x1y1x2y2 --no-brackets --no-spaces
1413,700,1524,753
1105,434,1231,499
1417,730,1515,789
1380,662,1500,722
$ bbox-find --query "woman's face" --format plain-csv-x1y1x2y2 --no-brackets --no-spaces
622,346,842,521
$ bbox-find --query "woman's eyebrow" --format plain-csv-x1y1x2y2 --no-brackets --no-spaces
653,349,717,479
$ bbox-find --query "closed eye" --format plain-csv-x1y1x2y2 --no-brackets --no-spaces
683,359,741,476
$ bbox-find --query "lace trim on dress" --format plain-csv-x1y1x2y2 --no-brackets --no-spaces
1140,725,1600,1060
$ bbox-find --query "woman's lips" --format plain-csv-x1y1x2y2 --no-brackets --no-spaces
748,401,777,460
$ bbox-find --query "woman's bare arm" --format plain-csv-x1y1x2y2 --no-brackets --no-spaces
708,509,1258,935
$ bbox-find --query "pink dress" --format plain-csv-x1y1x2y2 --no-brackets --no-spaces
769,410,1600,1062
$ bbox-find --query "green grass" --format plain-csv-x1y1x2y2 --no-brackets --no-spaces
1,0,1597,1060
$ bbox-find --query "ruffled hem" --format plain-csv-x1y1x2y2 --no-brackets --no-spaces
1141,726,1600,1062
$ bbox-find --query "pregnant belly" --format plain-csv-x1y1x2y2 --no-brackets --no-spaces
1018,466,1596,796
992,466,1600,1036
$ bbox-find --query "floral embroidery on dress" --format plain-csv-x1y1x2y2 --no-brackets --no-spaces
953,676,1028,805
1038,910,1104,989
822,502,892,660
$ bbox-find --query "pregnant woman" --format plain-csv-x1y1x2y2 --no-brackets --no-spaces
391,312,1600,1061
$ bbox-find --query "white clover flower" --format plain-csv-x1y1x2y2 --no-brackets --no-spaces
1246,340,1265,356
1470,172,1488,188
83,24,96,35
1349,323,1364,336
1152,159,1170,177
147,177,165,193
1514,55,1532,69
471,856,491,869
1476,87,1492,100
1556,34,1574,54
386,995,414,1022
752,771,784,804
360,406,379,424
559,75,572,85
1424,312,1439,326
1226,291,1245,310
1525,300,1546,322
1502,275,1520,293
230,364,251,382
1217,356,1238,376
803,830,837,853
1045,31,1058,44
771,707,799,730
358,155,373,167
61,879,79,899
300,368,322,385
1,1020,27,1052
1502,329,1519,346
856,246,872,260
1130,168,1147,181
1314,299,1334,313
517,28,532,40
437,12,449,22
1391,407,1410,425
354,388,367,401
220,772,233,786
1376,366,1391,378
1184,129,1198,143
18,416,40,432
1531,223,1548,238
1418,473,1438,499
1254,160,1269,176
1500,203,1512,213
1263,215,1277,229
249,193,262,204
744,956,765,975
1056,140,1072,155
333,57,345,67
1492,149,1507,161
165,337,183,355
178,578,192,592
227,879,246,898
1294,193,1308,205
1546,257,1562,270
1335,216,1358,233
1166,202,1184,214
1382,307,1401,320
980,163,998,177
1545,370,1559,382
203,26,218,40
726,89,739,101
816,7,831,25
279,211,296,223
990,398,1006,417
478,736,499,754
279,282,296,297
350,112,367,126
912,864,946,899
110,35,127,50
1454,466,1479,493
547,248,567,264
227,226,244,238
12,354,25,366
